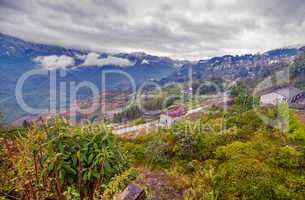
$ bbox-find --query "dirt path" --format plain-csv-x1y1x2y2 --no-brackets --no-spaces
296,111,305,123
135,170,185,200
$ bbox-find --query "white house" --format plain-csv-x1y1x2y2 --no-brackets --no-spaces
159,105,187,127
260,87,304,105
160,114,177,127
260,92,287,105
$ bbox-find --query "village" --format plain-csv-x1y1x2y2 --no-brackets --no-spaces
113,85,305,137
14,84,305,137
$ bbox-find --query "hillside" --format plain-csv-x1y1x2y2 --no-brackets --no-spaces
2,1,305,199
0,32,304,123
160,48,302,84
1,45,305,200
1,96,304,199
0,33,179,122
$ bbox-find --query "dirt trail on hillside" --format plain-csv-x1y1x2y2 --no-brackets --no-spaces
135,170,185,200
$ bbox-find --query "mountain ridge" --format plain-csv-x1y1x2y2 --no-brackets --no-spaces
0,33,179,122
0,32,304,123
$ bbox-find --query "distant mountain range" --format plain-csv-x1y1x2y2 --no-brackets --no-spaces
160,47,302,84
0,32,304,122
0,33,181,122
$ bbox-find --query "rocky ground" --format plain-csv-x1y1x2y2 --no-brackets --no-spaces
135,170,186,200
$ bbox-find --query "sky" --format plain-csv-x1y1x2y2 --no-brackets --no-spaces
1,0,305,60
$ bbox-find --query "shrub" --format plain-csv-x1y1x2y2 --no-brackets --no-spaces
145,136,171,166
215,158,276,200
288,113,305,146
171,132,198,160
277,146,301,169
183,167,216,200
10,118,128,199
102,167,138,199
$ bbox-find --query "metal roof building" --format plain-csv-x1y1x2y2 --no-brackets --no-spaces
274,87,304,103
260,86,304,105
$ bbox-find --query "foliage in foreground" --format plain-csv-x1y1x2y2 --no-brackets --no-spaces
0,119,128,200
1,87,305,200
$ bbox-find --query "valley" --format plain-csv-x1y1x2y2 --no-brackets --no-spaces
1,33,304,124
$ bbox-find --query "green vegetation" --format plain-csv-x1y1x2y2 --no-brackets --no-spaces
121,105,305,200
112,96,175,123
0,119,129,200
1,96,305,199
113,105,143,123
230,82,259,113
1,55,305,199
292,51,305,89
292,51,305,78
102,167,138,199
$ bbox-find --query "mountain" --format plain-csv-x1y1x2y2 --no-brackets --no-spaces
0,32,304,123
0,33,180,122
160,46,304,84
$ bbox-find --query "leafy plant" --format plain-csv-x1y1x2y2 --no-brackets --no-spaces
8,118,128,199
145,136,171,166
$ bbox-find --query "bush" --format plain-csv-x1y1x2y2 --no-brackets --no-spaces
8,118,128,199
277,146,301,169
102,167,138,199
145,136,171,166
183,167,216,200
288,113,305,146
171,132,198,160
215,158,276,200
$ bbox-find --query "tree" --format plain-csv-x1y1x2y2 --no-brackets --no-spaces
292,51,305,77
215,158,276,200
113,105,143,123
231,82,259,113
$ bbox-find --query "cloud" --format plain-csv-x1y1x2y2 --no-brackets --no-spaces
1,0,305,60
75,53,87,61
33,55,75,69
141,59,150,64
81,52,133,67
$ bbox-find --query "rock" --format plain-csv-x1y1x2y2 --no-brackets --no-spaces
116,184,145,200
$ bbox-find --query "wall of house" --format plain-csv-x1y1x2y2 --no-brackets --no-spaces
260,92,286,105
160,114,176,127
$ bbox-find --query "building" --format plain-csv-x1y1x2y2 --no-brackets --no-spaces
160,105,187,127
260,86,304,105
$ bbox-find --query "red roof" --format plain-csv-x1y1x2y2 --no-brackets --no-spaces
166,105,187,118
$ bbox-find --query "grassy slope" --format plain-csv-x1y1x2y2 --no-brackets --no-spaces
120,107,305,200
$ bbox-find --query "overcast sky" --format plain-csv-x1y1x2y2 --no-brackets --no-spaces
1,0,305,60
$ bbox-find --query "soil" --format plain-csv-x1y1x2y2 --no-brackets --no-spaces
296,111,305,122
135,170,185,200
